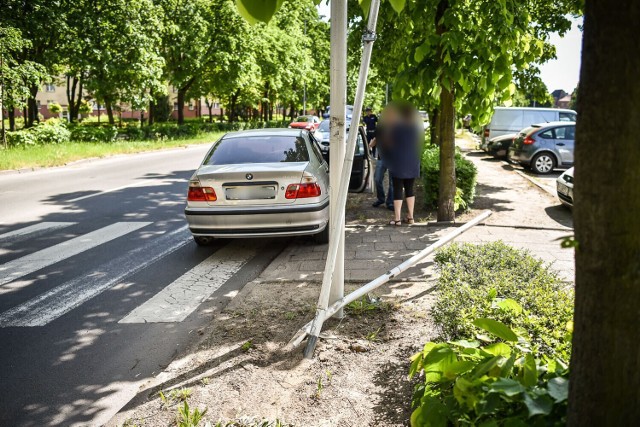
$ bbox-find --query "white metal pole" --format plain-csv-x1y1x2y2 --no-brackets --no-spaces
290,210,492,350
304,0,381,359
328,0,347,322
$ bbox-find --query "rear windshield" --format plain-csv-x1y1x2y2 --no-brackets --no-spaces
295,116,310,122
318,120,330,132
204,136,310,165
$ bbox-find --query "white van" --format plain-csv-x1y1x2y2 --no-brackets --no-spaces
482,107,577,145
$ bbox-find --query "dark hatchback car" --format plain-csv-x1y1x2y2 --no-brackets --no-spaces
509,122,576,174
486,133,518,158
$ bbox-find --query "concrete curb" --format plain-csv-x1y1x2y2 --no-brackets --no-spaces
513,169,557,197
0,142,209,176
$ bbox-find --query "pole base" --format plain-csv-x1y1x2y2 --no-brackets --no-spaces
303,335,318,359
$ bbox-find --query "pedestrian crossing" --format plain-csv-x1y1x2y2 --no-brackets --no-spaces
0,221,260,328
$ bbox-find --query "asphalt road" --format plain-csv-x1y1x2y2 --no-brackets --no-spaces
0,146,289,426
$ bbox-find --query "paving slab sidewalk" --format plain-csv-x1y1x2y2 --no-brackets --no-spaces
259,145,575,285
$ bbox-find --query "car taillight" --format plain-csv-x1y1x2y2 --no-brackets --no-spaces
188,185,217,201
285,183,321,199
484,128,490,137
523,136,535,145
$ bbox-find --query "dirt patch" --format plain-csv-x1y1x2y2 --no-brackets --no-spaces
113,280,438,427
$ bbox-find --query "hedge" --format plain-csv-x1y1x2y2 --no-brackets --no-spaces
4,119,292,147
431,241,574,356
421,145,477,210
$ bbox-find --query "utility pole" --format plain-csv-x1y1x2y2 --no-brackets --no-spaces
303,18,308,115
328,0,347,321
1,52,5,148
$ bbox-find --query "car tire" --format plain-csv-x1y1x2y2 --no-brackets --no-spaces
531,153,556,174
193,236,214,246
314,223,330,244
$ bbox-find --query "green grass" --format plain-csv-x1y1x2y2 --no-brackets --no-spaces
0,131,224,171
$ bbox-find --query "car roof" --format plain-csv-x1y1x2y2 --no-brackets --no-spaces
494,107,577,114
223,128,305,139
531,121,576,128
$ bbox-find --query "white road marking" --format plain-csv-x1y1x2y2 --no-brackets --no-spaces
0,225,190,327
65,179,187,203
0,222,76,243
0,222,151,287
119,240,263,324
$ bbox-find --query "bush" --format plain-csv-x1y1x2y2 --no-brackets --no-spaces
431,242,574,356
6,121,70,146
69,125,118,142
421,145,477,210
48,102,62,114
410,309,570,426
6,130,37,146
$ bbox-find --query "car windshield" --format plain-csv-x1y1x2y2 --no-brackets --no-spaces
294,116,310,122
204,136,309,165
318,120,330,132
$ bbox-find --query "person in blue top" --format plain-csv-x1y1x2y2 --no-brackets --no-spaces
382,102,421,225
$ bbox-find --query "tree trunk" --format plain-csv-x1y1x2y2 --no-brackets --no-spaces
8,109,16,132
435,0,455,222
437,83,456,222
568,0,640,424
27,85,39,127
177,88,186,125
429,108,439,146
140,111,144,126
105,99,115,125
148,100,154,126
66,75,83,122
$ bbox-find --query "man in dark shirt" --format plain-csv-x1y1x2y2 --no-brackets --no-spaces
368,123,394,210
363,108,378,155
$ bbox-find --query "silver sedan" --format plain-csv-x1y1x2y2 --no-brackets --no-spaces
184,129,330,245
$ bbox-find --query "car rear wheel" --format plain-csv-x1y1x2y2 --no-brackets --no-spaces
531,153,556,174
193,236,214,246
314,223,329,244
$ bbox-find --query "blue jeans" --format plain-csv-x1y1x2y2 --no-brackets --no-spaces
374,158,394,206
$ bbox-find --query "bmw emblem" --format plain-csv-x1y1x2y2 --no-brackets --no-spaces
246,173,253,180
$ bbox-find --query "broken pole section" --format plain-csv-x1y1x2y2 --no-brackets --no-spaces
304,0,382,359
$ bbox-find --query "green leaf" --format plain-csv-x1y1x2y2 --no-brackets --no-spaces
472,356,501,379
497,299,523,315
521,353,537,387
449,339,480,349
236,0,282,24
490,378,526,397
547,377,569,402
523,393,553,417
483,342,512,357
473,318,518,342
359,0,372,17
389,0,406,13
411,397,448,427
443,361,476,379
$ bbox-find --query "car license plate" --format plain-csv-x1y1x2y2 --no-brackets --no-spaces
557,182,570,195
225,186,276,200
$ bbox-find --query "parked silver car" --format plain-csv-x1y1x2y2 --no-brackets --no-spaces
557,167,574,207
482,107,577,145
509,122,576,174
185,129,330,245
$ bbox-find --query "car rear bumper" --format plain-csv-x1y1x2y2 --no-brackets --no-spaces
185,200,329,238
508,149,532,164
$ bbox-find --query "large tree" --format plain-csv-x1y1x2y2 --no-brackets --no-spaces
0,26,47,133
374,0,579,220
568,0,640,423
1,0,67,127
81,0,164,125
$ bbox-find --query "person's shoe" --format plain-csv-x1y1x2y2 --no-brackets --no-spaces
372,200,384,207
386,205,394,210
